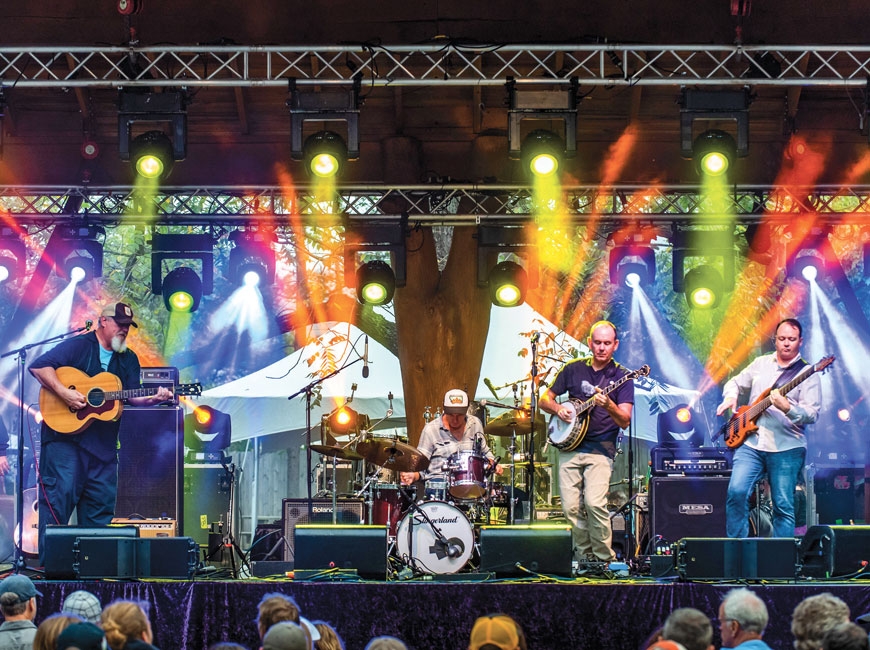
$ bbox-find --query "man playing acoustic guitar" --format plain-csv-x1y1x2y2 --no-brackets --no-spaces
29,302,173,563
716,318,821,539
539,320,634,564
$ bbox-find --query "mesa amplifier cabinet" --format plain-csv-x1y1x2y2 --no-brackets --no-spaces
651,476,728,544
116,407,184,526
282,498,365,561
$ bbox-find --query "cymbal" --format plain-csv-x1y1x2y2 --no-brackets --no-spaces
485,410,546,437
356,438,430,472
500,462,553,469
310,444,363,461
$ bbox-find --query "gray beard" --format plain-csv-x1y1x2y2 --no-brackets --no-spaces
111,335,128,353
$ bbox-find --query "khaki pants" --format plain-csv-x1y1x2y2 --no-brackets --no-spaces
558,450,614,562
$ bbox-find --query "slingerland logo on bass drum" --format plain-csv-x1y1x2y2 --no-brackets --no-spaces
678,504,714,515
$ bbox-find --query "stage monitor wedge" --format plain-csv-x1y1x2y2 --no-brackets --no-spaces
479,525,572,577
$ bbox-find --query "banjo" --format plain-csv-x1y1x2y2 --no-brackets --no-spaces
547,365,650,452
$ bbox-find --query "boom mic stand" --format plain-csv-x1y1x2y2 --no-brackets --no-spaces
1,321,92,572
528,332,540,523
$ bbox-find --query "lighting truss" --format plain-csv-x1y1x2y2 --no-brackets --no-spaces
3,45,870,88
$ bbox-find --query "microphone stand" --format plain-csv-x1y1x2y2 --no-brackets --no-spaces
528,334,539,523
0,322,92,572
287,357,363,520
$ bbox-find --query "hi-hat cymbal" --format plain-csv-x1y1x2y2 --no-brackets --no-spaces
485,410,546,437
310,444,363,461
356,438,430,472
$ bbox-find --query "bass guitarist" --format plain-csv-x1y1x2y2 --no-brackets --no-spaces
539,320,634,563
29,302,173,562
716,318,821,539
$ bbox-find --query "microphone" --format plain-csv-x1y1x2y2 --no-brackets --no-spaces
85,320,93,330
447,542,462,558
362,336,370,378
484,378,499,399
531,331,540,343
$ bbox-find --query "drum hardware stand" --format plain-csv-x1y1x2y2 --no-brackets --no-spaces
528,331,541,523
2,320,91,571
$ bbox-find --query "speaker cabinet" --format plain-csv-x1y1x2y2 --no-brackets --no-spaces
44,525,139,579
651,476,728,543
799,525,870,578
479,525,573,577
676,537,797,580
183,463,231,547
282,499,365,561
75,536,198,579
295,525,388,579
116,407,183,524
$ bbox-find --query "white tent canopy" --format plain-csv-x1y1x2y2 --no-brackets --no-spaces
197,323,404,442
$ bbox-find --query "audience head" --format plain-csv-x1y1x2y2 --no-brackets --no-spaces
823,623,870,650
313,621,344,650
663,607,714,650
649,643,687,650
255,593,319,643
263,621,311,650
62,590,102,624
469,614,522,650
0,574,41,619
364,637,408,650
207,644,249,650
56,622,108,650
719,588,769,648
34,614,84,650
792,593,851,650
101,600,153,650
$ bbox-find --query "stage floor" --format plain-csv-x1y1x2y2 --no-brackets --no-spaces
21,569,870,650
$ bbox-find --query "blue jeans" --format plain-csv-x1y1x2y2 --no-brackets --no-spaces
726,445,805,538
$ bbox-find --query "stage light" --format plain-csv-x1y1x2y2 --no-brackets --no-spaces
303,131,347,178
610,245,656,288
151,232,214,313
657,403,704,447
0,230,26,285
488,260,527,307
161,267,201,312
521,130,563,177
693,129,736,177
672,227,734,310
356,260,396,305
289,83,361,175
130,130,174,179
837,408,851,422
506,79,578,173
118,91,187,180
52,225,104,283
788,249,826,283
327,404,362,435
680,89,750,176
184,405,231,453
228,229,276,288
683,265,724,309
344,219,407,305
477,225,537,308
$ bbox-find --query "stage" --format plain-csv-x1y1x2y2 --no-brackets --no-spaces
24,572,870,650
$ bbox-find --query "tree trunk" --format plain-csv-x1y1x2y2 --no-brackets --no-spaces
394,226,492,445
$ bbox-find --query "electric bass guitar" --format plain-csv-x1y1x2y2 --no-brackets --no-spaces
714,355,834,449
547,365,650,452
39,366,202,435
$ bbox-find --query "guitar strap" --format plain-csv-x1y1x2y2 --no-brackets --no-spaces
771,358,808,391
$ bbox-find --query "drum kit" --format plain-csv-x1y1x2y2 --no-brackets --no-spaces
311,404,547,575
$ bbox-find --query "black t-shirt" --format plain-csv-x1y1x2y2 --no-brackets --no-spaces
30,331,142,462
548,357,635,457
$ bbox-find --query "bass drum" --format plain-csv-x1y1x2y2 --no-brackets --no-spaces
396,501,474,574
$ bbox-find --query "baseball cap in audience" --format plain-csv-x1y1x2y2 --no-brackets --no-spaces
56,622,107,650
263,621,308,650
469,615,520,650
62,590,102,624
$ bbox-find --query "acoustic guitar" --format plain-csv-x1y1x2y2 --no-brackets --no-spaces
547,365,650,452
39,366,202,435
713,355,835,449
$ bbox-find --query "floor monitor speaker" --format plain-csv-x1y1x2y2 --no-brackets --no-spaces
651,476,728,544
478,525,573,577
282,498,365,561
116,407,183,524
799,525,870,578
44,525,139,579
295,525,388,579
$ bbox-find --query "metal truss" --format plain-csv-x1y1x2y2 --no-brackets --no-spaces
1,44,870,89
2,184,870,226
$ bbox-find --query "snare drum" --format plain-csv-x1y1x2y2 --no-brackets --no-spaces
371,484,409,537
425,477,449,501
396,501,474,574
448,449,486,499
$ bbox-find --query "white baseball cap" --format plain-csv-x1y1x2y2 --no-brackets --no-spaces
443,389,469,414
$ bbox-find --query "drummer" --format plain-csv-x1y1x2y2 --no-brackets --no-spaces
400,389,503,491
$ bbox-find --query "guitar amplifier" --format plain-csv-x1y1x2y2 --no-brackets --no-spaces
111,518,177,538
141,367,179,405
651,446,732,476
282,498,365,562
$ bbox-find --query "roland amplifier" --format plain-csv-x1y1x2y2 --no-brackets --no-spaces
282,498,365,562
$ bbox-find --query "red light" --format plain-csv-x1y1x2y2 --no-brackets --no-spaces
675,407,692,424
